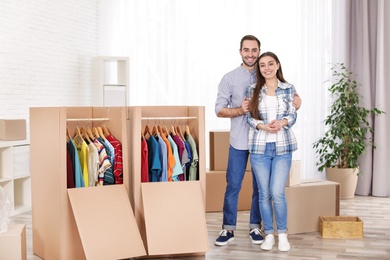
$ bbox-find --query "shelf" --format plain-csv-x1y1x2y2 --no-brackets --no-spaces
0,140,30,216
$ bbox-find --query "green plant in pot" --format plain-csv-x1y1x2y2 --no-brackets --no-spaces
313,63,384,199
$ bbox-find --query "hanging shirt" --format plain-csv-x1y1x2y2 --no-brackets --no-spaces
74,137,89,187
66,142,75,188
93,138,112,186
159,132,175,182
141,136,149,182
69,138,84,188
172,134,190,181
168,135,183,181
184,140,192,180
186,134,199,181
147,135,162,182
87,141,99,187
106,134,123,184
98,137,115,185
156,134,168,182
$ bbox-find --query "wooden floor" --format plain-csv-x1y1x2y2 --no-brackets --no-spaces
10,195,390,260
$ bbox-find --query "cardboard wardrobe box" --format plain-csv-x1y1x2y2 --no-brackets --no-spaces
30,107,146,260
0,119,26,140
128,106,209,257
209,131,250,171
205,170,253,212
0,223,26,260
283,180,340,234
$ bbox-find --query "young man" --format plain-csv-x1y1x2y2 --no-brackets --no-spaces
214,35,301,246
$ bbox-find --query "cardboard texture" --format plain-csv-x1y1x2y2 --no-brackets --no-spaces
320,216,363,238
206,170,252,212
286,160,301,187
0,223,26,260
0,119,26,140
68,185,146,259
141,181,209,256
285,180,340,234
209,131,250,171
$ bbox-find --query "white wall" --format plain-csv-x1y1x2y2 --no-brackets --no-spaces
0,0,99,131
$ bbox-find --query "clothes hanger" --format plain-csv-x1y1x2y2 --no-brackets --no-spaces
92,127,100,139
176,125,185,140
80,126,91,143
102,125,110,136
157,125,164,136
170,125,176,136
66,128,71,141
143,124,151,138
86,127,95,140
162,125,169,137
152,125,159,136
185,124,191,137
97,126,106,141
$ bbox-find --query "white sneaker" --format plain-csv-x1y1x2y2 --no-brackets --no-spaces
278,233,290,252
260,234,275,251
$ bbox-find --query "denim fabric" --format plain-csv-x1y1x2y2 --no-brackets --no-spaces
250,142,292,234
222,145,262,230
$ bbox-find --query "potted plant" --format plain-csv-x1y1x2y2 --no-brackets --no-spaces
313,63,384,199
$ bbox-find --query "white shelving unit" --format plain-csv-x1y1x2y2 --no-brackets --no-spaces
92,56,129,106
0,140,31,216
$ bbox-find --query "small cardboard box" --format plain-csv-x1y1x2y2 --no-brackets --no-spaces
286,160,301,187
0,223,26,260
0,119,26,140
206,170,252,212
320,216,363,238
209,131,250,171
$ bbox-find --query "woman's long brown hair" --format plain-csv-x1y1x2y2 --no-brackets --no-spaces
249,52,287,120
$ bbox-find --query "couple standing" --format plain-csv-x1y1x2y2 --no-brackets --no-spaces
214,35,301,252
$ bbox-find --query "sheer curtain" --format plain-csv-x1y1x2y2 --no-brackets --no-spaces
98,0,333,179
333,0,390,196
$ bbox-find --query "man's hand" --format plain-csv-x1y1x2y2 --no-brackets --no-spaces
241,97,250,113
293,92,302,110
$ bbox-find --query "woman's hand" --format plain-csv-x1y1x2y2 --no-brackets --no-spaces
263,119,287,133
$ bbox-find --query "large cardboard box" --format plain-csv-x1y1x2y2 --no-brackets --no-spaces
285,180,340,234
209,131,250,171
320,216,363,238
0,119,26,140
206,170,252,212
0,223,26,260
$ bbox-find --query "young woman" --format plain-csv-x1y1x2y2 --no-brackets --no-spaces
246,52,298,252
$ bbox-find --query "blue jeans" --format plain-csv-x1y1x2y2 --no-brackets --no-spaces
250,142,292,234
222,145,261,230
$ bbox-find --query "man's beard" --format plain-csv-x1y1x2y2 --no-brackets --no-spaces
242,58,257,68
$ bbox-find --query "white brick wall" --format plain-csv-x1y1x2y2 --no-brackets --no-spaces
0,0,99,126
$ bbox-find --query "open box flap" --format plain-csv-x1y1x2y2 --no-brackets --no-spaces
141,181,209,256
68,185,146,260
